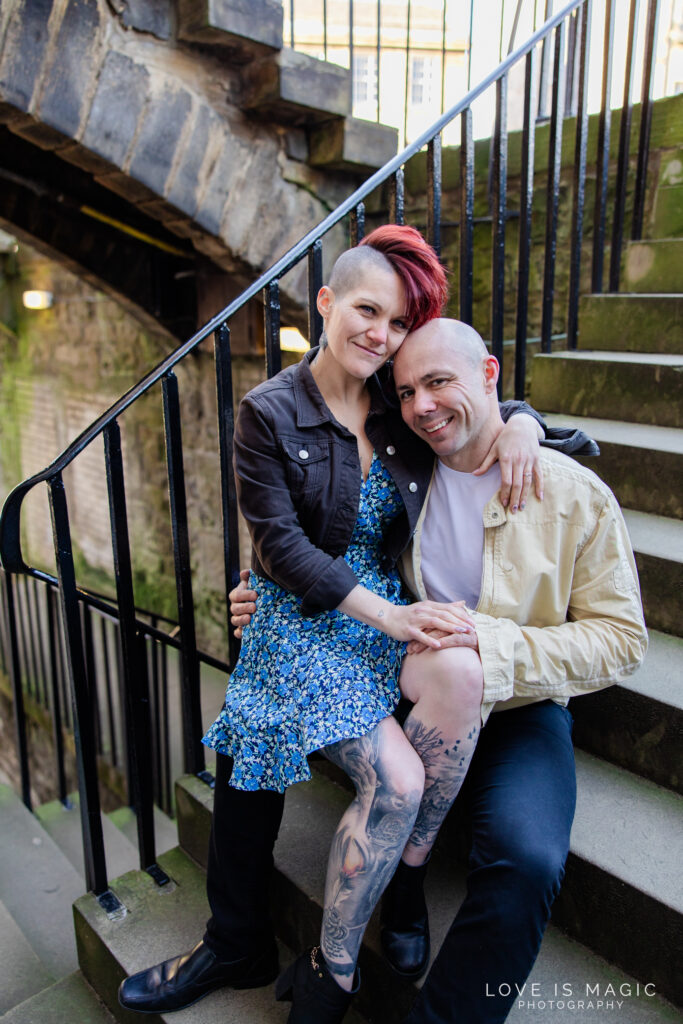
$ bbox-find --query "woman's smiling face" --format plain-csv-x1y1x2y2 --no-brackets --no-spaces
317,264,410,380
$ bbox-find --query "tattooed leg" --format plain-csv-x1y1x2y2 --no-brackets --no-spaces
320,716,424,990
399,646,483,866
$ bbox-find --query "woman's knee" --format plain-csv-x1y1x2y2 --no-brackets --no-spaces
409,647,483,716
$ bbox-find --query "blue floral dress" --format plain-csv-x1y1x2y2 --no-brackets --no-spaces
203,453,409,792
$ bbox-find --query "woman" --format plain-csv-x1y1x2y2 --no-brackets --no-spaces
204,225,543,1022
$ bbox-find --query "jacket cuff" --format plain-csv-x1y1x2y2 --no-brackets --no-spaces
474,615,514,705
300,557,359,616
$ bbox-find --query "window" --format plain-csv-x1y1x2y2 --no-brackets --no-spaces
410,55,436,107
353,53,378,107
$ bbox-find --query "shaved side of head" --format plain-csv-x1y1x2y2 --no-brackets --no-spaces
327,245,396,298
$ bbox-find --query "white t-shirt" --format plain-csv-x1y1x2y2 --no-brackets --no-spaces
420,461,501,609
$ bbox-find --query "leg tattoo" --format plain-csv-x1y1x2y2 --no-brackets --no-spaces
321,721,423,984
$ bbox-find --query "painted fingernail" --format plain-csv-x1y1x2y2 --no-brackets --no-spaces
511,504,518,513
520,501,526,510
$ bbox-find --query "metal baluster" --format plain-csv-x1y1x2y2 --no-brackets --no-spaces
48,472,115,904
564,9,578,117
159,640,171,814
632,0,660,241
592,0,615,293
427,135,442,259
541,21,566,353
82,603,102,757
16,579,33,699
459,107,474,325
161,375,205,779
514,49,537,400
45,585,68,805
610,0,640,290
350,202,366,246
104,421,165,881
20,577,40,704
29,577,48,708
389,168,405,225
567,1,592,349
308,241,324,346
264,282,282,378
491,74,508,393
149,628,162,808
403,0,412,145
214,324,242,671
537,0,554,121
2,571,31,808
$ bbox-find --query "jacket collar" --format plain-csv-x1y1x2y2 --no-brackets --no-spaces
293,347,391,428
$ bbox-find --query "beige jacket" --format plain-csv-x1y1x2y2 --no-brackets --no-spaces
400,448,648,724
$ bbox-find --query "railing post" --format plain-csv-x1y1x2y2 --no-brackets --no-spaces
632,0,661,241
350,202,366,246
308,241,324,347
567,0,591,349
491,73,508,395
541,20,566,353
104,421,166,881
389,168,405,225
161,375,205,777
427,135,442,259
514,49,538,399
1,570,32,809
46,585,68,804
610,0,641,291
459,107,474,326
591,0,615,293
48,473,114,903
214,323,243,671
264,281,282,378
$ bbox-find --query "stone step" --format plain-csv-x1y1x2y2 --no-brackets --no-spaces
177,0,283,55
623,239,683,293
570,630,683,794
73,845,366,1024
578,294,683,354
544,414,683,519
0,784,82,981
551,751,683,1009
530,351,683,428
35,795,141,886
1,971,117,1023
242,49,351,125
175,766,683,1015
107,805,179,859
309,116,398,175
0,898,54,1014
622,508,683,636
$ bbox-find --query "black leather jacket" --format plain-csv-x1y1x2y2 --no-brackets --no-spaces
234,348,550,615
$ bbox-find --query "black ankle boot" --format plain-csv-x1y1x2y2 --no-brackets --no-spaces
275,946,359,1024
380,857,430,979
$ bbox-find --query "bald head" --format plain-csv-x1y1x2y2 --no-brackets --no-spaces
393,318,503,471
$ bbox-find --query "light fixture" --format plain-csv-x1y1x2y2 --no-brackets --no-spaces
280,327,309,353
22,290,54,310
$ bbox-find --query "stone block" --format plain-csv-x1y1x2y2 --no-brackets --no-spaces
242,50,350,125
0,0,54,112
58,142,118,176
10,119,69,150
112,0,173,41
530,351,683,428
309,116,398,173
192,132,252,237
38,0,101,141
128,86,193,197
578,294,683,354
166,104,220,217
178,0,283,53
624,239,683,293
94,171,158,205
651,184,683,239
82,51,149,169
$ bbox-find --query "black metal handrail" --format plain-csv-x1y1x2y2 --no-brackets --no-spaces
0,0,661,908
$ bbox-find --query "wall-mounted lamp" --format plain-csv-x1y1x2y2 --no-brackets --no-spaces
280,327,309,353
22,290,54,310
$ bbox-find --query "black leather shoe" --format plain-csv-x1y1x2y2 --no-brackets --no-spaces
380,858,430,979
118,939,280,1013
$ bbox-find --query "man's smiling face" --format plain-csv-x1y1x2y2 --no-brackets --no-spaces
393,320,499,468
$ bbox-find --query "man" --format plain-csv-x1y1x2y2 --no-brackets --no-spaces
120,320,646,1022
389,319,647,1022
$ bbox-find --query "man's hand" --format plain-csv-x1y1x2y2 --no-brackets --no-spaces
229,569,257,638
406,626,480,656
474,412,544,513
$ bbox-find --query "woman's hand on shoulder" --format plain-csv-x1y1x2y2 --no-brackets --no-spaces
474,412,544,513
229,569,258,639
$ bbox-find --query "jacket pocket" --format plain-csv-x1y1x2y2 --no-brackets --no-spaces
279,439,330,499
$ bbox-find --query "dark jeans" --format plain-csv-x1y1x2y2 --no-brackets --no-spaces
406,700,576,1024
202,700,575,1024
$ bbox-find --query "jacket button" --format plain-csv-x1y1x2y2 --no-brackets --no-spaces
408,482,418,493
298,449,309,460
386,445,396,455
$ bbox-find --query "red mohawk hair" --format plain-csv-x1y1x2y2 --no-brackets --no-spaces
359,224,448,329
